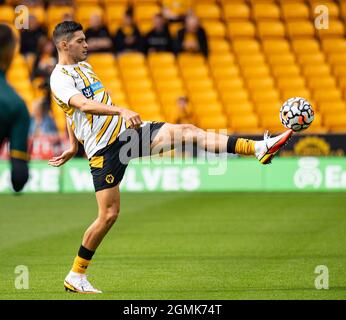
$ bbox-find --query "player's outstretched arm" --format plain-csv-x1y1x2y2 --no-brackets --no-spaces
48,121,78,167
69,94,142,129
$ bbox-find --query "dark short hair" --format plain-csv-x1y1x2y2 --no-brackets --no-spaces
52,21,83,45
0,24,15,52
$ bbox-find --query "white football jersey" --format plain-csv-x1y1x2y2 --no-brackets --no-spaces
50,61,127,158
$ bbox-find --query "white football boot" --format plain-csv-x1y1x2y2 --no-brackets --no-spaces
255,129,293,165
64,271,102,294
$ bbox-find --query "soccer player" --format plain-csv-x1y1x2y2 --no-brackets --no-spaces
0,24,30,192
49,21,293,293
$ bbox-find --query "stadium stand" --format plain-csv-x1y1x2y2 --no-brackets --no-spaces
1,0,346,142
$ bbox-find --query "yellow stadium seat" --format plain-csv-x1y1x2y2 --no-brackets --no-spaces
260,116,286,133
313,89,342,102
203,21,227,38
193,103,223,117
246,78,275,90
296,52,325,65
221,90,250,105
256,101,281,114
151,68,179,79
303,64,331,77
186,81,214,93
319,102,346,115
322,38,346,54
287,20,315,38
209,53,235,67
47,6,74,26
148,52,176,67
209,39,231,54
211,66,240,79
282,3,310,20
257,21,286,38
229,114,260,133
0,5,15,23
232,39,261,54
104,4,127,24
178,53,206,66
277,77,306,90
308,77,336,89
253,3,281,20
241,65,271,78
272,65,301,78
223,3,250,20
121,68,149,79
328,53,346,65
118,53,146,67
198,114,228,130
194,4,221,20
267,53,296,66
216,78,244,92
181,67,210,79
134,4,161,21
125,80,153,93
262,39,290,54
75,6,104,27
88,53,116,66
252,90,280,103
228,21,256,38
324,112,346,132
281,89,311,101
224,102,253,116
237,53,266,66
317,20,345,38
190,90,219,103
155,80,184,93
292,39,321,54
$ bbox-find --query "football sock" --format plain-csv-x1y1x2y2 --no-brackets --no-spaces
227,136,256,155
71,245,95,274
235,138,256,156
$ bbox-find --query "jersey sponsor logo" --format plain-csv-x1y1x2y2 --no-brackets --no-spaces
81,81,104,98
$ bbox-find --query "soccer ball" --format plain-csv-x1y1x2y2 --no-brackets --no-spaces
280,97,314,132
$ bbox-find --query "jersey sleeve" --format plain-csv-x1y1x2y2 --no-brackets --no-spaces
9,99,30,161
50,70,81,106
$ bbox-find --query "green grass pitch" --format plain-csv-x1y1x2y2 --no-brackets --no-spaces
0,192,345,300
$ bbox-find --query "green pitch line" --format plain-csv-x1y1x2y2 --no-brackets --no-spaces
0,192,345,300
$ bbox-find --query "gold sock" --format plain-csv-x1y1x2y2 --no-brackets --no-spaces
235,138,256,156
71,256,91,274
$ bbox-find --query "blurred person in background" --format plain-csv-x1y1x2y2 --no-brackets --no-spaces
113,9,143,55
20,14,47,56
162,0,192,23
175,96,194,124
85,14,113,53
145,13,173,54
32,38,57,80
29,97,59,138
176,13,208,57
0,24,30,192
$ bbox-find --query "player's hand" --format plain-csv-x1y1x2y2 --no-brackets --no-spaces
48,149,77,167
119,108,142,129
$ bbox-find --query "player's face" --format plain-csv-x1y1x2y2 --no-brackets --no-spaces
68,31,88,62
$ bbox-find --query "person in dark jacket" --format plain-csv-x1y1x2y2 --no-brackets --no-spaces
176,13,208,57
85,14,112,53
145,13,173,54
113,11,143,54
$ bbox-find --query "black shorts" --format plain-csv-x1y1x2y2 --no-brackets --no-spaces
89,121,166,192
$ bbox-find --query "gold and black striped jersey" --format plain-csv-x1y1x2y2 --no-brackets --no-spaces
50,61,126,158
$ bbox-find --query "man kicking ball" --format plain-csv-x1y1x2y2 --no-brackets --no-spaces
49,21,293,293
